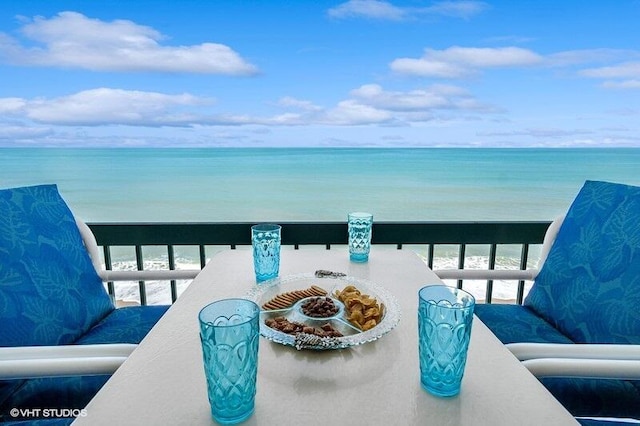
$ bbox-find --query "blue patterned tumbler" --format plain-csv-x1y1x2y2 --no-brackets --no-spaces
199,299,260,424
251,224,281,282
418,285,475,397
348,212,373,262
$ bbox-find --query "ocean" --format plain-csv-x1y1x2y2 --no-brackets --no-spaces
2,147,639,222
2,147,639,303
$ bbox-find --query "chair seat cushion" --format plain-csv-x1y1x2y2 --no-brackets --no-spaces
474,304,574,344
525,180,640,344
0,185,114,347
3,418,73,425
0,376,109,421
543,377,640,419
74,305,170,345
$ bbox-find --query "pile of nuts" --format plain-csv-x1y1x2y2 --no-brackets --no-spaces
300,297,339,318
265,316,343,338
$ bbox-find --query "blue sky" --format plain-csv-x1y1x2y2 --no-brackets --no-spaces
0,0,639,148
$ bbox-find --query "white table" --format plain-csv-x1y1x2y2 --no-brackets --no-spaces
75,247,578,425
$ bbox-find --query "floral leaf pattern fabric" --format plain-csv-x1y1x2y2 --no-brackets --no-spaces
74,305,169,345
473,304,573,344
0,184,114,347
525,180,640,344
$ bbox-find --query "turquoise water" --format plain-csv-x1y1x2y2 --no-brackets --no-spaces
1,148,639,222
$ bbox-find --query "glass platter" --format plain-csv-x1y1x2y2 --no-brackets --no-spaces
246,272,401,350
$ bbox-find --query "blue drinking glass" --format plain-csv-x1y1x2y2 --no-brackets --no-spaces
199,299,260,424
418,285,475,397
251,224,281,282
348,212,373,262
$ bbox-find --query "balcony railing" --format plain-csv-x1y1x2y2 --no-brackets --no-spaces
88,221,552,306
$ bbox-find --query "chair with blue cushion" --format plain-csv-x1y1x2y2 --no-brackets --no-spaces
0,184,199,423
436,180,640,422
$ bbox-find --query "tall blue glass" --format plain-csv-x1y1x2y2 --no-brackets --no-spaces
199,299,260,424
348,212,373,262
251,224,281,282
418,285,475,397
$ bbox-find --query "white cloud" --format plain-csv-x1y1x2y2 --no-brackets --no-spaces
436,46,542,67
424,1,489,19
579,61,640,90
390,45,640,89
391,46,543,78
328,0,405,20
478,128,593,139
292,83,491,125
0,97,26,113
328,0,487,21
3,88,209,126
2,81,493,129
324,100,392,125
0,12,258,75
482,35,536,44
580,61,640,79
547,49,637,67
350,83,458,110
602,80,640,90
389,57,468,78
276,97,323,111
0,124,52,140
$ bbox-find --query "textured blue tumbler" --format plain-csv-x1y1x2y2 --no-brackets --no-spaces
348,212,373,262
418,285,475,397
251,224,281,282
199,299,260,424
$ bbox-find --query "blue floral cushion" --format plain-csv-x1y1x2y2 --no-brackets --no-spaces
578,420,640,426
544,377,640,419
577,421,638,426
474,304,573,344
74,305,169,345
0,375,108,422
0,185,114,347
525,180,640,344
2,419,73,425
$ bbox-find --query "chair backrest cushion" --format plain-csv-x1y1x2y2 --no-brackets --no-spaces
0,184,114,347
525,180,640,344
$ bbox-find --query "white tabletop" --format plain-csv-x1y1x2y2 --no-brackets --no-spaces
75,247,578,426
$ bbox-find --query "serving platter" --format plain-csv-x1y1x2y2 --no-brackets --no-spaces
246,272,400,350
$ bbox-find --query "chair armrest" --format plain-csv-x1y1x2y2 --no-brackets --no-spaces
0,357,129,379
98,269,200,281
511,343,640,380
77,218,201,282
507,343,640,361
434,216,563,283
433,269,539,281
522,358,640,380
0,344,136,379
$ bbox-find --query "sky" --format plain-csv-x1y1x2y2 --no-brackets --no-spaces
0,0,639,148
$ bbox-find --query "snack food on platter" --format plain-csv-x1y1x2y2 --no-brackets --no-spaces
301,297,339,318
261,285,327,310
264,316,343,338
333,285,384,331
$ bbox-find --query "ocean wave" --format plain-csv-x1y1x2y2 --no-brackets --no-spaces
108,258,201,305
